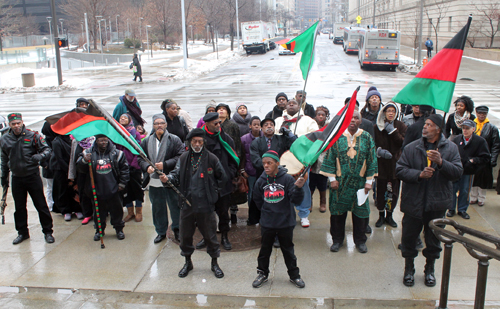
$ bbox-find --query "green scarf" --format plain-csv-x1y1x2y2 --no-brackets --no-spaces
202,124,240,166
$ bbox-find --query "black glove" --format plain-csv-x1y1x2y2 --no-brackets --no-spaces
491,160,497,168
1,177,8,188
384,122,396,134
279,127,290,135
31,154,43,163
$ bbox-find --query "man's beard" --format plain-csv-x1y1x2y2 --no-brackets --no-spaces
191,145,203,153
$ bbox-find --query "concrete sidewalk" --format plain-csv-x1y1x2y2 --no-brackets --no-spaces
0,186,499,308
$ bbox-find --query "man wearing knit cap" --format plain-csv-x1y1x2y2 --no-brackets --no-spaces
138,114,185,244
161,128,228,279
448,119,489,219
294,90,316,118
197,112,239,250
266,92,288,120
471,105,500,206
1,113,54,245
361,86,383,124
252,150,306,289
396,114,463,288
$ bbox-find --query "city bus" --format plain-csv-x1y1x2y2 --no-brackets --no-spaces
342,27,364,54
358,29,401,70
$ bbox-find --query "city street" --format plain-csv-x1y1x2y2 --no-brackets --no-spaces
0,34,500,308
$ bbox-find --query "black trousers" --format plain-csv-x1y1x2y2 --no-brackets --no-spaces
401,210,446,260
53,170,81,215
180,206,220,258
427,47,432,57
247,199,261,225
376,178,401,212
257,226,300,280
330,212,368,245
11,174,53,235
92,193,124,232
215,194,231,232
77,173,93,217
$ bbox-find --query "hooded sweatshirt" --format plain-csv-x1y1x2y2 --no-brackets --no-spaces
253,166,304,229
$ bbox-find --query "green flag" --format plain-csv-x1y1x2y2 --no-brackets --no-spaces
281,21,319,80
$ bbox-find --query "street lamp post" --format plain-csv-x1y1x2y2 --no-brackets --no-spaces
46,17,53,45
236,0,240,50
96,16,103,54
109,17,112,45
146,25,152,59
59,18,64,36
103,19,109,51
139,17,144,48
116,15,120,41
84,13,90,53
127,19,130,37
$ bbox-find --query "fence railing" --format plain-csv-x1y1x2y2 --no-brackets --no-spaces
0,48,48,65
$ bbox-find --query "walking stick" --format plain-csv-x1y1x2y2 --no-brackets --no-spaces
88,161,105,249
1,185,8,225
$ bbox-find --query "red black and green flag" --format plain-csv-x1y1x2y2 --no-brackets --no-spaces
289,86,359,167
281,21,319,80
392,15,472,112
45,105,141,155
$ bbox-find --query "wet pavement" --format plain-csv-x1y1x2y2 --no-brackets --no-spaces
1,35,500,307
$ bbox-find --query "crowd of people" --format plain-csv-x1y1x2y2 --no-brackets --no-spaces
1,86,499,289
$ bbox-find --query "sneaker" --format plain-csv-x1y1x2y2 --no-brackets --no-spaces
300,217,310,228
81,217,92,225
64,213,72,221
252,272,268,288
75,212,84,220
457,211,470,219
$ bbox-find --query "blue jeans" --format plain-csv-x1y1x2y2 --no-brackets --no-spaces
125,200,143,208
294,176,311,219
149,186,180,235
247,176,257,204
452,174,472,213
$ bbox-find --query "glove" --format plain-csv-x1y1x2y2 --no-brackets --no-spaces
279,127,294,137
1,177,8,188
31,154,43,163
491,160,497,168
384,122,396,134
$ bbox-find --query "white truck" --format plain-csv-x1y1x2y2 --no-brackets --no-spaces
241,21,274,54
333,23,349,44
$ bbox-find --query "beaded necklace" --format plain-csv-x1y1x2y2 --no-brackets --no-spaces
191,151,202,172
266,173,277,186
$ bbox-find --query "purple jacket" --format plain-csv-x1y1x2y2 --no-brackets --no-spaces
241,131,263,176
196,118,205,128
116,127,141,170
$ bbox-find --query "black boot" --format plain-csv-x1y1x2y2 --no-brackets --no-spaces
375,211,385,227
385,211,398,228
211,258,224,278
178,256,193,278
221,232,232,250
403,258,415,287
424,259,436,287
231,213,238,224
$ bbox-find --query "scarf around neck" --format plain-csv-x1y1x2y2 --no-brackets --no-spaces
147,133,169,179
122,96,145,126
202,124,240,165
454,111,470,129
474,118,489,136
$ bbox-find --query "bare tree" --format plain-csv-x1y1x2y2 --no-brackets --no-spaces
402,10,421,63
424,0,450,53
466,19,483,48
277,9,294,38
470,1,500,47
145,0,180,48
0,0,19,51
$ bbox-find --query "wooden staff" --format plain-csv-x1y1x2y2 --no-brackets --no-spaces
88,161,105,249
1,185,7,225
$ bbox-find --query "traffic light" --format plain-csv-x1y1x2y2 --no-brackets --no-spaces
58,38,68,48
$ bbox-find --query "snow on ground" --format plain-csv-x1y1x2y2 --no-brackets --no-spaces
463,56,500,66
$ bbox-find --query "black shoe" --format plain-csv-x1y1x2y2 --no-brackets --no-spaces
231,213,237,224
365,225,372,234
385,212,398,228
356,243,368,253
94,231,104,241
154,234,167,244
221,232,232,250
404,258,415,287
116,230,125,240
273,237,280,248
375,212,385,227
330,242,343,252
446,210,455,217
12,234,29,245
174,230,180,242
211,263,224,278
44,234,55,244
178,260,193,278
458,211,470,219
290,278,305,288
252,272,268,288
196,238,207,249
424,259,436,287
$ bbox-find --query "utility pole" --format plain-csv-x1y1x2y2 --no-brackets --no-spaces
236,0,240,50
417,0,424,65
85,13,90,53
181,0,187,69
50,0,62,85
116,15,120,41
109,17,112,45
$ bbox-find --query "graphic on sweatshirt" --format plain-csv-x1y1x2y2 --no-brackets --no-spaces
96,158,112,175
263,183,285,203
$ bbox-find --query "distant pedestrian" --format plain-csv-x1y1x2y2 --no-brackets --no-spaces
425,38,433,58
131,53,142,82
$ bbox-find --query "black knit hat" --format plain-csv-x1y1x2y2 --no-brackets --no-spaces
186,128,205,140
426,114,444,130
216,103,231,118
275,92,288,102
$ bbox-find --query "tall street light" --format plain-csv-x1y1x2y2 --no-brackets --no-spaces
84,13,90,53
109,16,112,45
146,25,152,59
236,0,240,50
46,17,53,45
181,0,187,68
127,19,130,37
103,18,109,51
116,15,120,41
96,16,103,54
139,17,144,48
59,18,64,36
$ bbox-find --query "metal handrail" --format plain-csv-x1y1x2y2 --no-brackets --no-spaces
429,218,500,309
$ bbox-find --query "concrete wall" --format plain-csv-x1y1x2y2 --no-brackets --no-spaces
61,50,136,65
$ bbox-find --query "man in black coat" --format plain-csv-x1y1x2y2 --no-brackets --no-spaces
250,118,297,177
265,92,288,120
396,114,463,288
1,113,54,245
471,105,500,206
197,112,239,250
161,128,227,279
447,120,490,219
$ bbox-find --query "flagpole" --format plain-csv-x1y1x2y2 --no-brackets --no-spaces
87,99,192,207
294,21,320,136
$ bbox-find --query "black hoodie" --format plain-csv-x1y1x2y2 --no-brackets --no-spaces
253,166,304,229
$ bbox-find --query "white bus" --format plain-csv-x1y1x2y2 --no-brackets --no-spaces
358,29,400,70
342,27,364,54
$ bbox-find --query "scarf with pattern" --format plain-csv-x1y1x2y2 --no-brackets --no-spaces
202,124,240,165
